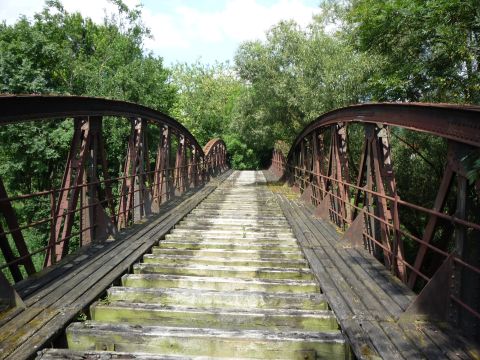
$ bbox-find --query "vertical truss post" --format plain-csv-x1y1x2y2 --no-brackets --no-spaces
220,144,225,171
312,131,323,205
215,145,219,173
212,147,217,175
331,124,351,227
152,125,170,211
292,147,301,192
117,118,151,229
203,153,210,184
191,146,198,188
314,130,334,221
174,134,186,195
186,144,193,190
49,117,88,264
350,124,405,276
80,118,116,247
407,141,478,332
300,140,306,191
364,126,376,255
370,125,394,270
201,151,205,185
0,177,36,281
46,117,115,266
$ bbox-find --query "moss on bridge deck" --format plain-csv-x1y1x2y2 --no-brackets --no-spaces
268,170,480,360
0,171,232,360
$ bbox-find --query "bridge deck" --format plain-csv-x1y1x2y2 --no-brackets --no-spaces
37,171,349,359
2,169,479,359
0,171,232,360
273,176,477,359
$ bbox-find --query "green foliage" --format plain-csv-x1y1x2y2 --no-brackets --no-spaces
171,62,243,146
0,1,176,190
170,62,264,169
0,0,176,273
346,0,480,103
2,0,480,278
234,15,379,149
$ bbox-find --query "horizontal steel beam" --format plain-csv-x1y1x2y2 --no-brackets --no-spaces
288,103,480,162
0,95,205,157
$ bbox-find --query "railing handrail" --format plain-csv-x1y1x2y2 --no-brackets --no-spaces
271,102,480,338
0,95,229,285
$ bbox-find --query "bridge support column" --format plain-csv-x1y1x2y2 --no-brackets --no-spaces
352,124,406,281
118,118,152,229
311,130,326,207
174,135,186,195
408,141,480,337
190,147,198,188
152,125,170,212
328,124,350,228
46,117,116,266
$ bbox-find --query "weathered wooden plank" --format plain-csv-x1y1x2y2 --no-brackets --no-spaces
275,195,380,360
36,348,196,359
290,201,444,359
0,171,232,360
277,192,478,360
5,182,227,359
278,195,431,359
288,203,455,359
1,187,208,344
303,204,415,310
345,248,414,310
289,201,402,320
15,193,188,298
398,321,475,360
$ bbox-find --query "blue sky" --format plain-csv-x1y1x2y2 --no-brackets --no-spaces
1,0,321,65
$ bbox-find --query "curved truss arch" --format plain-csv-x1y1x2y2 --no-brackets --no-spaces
203,138,228,175
287,102,480,163
0,95,228,281
0,95,205,155
272,102,480,337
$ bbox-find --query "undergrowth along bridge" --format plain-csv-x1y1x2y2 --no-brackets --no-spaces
0,95,479,359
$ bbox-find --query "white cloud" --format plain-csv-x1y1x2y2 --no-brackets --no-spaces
0,0,140,24
144,0,319,51
0,0,320,63
60,0,140,23
0,0,42,24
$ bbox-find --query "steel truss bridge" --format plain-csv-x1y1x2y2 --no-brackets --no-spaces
0,95,479,359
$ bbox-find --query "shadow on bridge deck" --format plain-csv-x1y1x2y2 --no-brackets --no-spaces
265,169,480,359
0,171,232,360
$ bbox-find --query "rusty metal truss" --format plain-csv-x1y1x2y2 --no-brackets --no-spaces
270,102,480,340
0,95,228,284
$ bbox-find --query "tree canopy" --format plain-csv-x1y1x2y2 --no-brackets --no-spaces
0,0,479,282
2,0,478,171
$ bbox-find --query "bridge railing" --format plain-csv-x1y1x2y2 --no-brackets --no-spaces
0,95,228,287
271,103,480,340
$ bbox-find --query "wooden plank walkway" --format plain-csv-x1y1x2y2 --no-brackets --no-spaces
37,170,349,359
0,171,232,360
273,180,479,360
